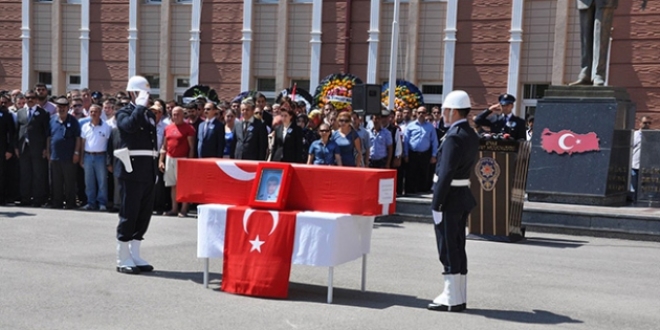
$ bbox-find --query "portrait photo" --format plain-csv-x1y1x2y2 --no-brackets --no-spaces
255,169,283,202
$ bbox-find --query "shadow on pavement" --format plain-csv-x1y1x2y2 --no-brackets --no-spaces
465,308,583,325
140,270,222,286
518,237,589,249
288,283,429,309
373,223,405,229
0,211,36,218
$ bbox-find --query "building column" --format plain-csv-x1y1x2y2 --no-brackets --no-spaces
190,0,202,86
441,0,458,99
275,0,289,90
551,0,570,85
507,0,524,116
241,0,253,91
128,0,138,78
21,0,31,92
51,0,64,94
405,0,420,85
309,0,323,93
160,0,171,100
366,0,380,84
80,0,90,89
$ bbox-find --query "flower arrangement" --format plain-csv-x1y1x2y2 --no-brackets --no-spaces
232,90,260,104
276,87,314,113
313,73,363,112
381,80,424,110
183,85,220,104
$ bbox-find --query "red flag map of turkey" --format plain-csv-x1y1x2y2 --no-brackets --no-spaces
541,128,600,155
222,206,297,298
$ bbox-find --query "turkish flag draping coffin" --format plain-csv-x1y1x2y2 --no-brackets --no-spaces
177,159,396,215
222,206,297,299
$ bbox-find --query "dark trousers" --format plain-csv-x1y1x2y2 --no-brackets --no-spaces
0,154,5,203
19,145,48,205
405,149,431,194
51,160,77,209
76,165,87,206
116,178,155,242
107,170,114,208
5,155,20,202
153,171,168,213
630,168,639,202
396,161,406,195
434,210,469,275
368,158,387,169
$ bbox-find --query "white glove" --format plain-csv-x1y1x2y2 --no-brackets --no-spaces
135,90,150,107
432,210,443,225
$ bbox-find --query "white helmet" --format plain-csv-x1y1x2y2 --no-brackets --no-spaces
126,75,150,92
443,90,471,109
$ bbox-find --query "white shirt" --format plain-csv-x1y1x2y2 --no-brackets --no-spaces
631,129,642,170
156,119,168,151
106,116,117,129
81,120,112,152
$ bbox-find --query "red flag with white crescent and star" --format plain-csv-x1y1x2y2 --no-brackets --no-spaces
540,128,600,155
222,206,297,298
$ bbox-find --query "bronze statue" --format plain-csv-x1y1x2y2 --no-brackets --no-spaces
570,0,648,86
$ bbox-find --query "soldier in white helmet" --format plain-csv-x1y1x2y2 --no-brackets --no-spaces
113,76,159,274
427,90,479,312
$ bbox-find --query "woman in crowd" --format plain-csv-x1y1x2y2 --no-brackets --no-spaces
223,109,236,158
307,123,341,166
331,111,362,167
271,98,304,163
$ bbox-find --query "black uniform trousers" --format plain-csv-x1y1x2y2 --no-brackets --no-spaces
116,178,155,242
434,210,469,275
405,149,431,194
51,160,78,209
4,156,20,203
19,144,48,205
0,155,6,203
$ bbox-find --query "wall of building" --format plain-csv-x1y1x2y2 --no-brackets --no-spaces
0,0,22,89
89,0,130,93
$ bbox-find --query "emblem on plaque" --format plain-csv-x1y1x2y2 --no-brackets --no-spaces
475,157,500,191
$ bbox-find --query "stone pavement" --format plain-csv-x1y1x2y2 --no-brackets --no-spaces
1,206,659,330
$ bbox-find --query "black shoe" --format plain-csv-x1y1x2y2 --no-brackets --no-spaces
116,265,141,274
427,302,465,312
137,264,154,272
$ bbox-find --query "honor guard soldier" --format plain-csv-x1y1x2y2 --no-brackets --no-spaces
428,90,480,312
474,93,527,141
113,76,159,274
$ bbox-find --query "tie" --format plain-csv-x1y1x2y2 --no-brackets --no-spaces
243,121,248,133
204,121,210,136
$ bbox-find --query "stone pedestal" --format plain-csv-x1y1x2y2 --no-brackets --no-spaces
526,86,636,206
637,130,660,207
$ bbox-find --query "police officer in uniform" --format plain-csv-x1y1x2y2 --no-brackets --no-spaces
114,76,159,274
473,93,527,141
428,90,479,312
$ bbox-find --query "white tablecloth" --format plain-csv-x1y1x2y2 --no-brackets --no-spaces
197,204,375,267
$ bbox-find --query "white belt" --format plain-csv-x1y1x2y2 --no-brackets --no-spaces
451,179,470,187
128,150,159,157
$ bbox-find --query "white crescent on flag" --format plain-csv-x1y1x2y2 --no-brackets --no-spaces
216,161,256,181
242,209,280,236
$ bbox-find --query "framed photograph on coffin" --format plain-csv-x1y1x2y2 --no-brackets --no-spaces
249,163,292,210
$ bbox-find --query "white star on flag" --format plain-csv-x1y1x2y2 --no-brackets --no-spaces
249,235,265,253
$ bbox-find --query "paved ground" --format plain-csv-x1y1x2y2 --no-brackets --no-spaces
1,206,659,330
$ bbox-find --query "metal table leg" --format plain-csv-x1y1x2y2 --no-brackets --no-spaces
203,258,209,288
361,254,367,292
327,266,334,304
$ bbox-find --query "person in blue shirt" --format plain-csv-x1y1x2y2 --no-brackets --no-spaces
307,123,342,165
403,106,438,194
331,111,362,167
368,109,393,169
48,97,81,209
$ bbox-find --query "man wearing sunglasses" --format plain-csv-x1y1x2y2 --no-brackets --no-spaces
630,116,653,202
197,102,225,158
0,93,16,205
15,91,51,207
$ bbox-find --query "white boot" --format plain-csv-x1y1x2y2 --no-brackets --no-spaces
460,274,467,309
117,241,140,274
129,240,154,272
428,274,464,312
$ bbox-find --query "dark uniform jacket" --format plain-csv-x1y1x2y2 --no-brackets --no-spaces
16,106,50,156
114,103,158,183
0,107,15,155
272,124,304,163
432,120,480,212
197,118,226,158
231,117,268,161
474,109,527,141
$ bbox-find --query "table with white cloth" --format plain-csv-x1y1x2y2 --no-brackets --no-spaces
197,204,375,303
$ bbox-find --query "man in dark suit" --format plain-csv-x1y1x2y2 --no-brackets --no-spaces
231,99,268,161
15,90,51,206
271,107,304,163
0,93,16,204
428,90,479,313
473,93,527,141
197,102,226,158
114,76,159,275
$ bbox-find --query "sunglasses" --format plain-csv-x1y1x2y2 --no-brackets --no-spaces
338,119,349,123
26,96,36,99
417,111,427,114
72,104,83,108
432,111,440,114
643,122,652,125
319,129,330,133
204,108,214,111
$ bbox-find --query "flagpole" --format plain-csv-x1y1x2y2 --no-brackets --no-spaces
387,0,401,110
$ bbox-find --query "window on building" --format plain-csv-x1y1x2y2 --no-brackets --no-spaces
37,72,53,92
257,77,277,100
67,74,81,92
290,79,310,92
292,0,312,3
145,0,162,3
175,0,192,3
35,0,53,2
521,83,549,119
258,0,279,3
142,75,161,99
421,84,443,106
174,77,190,104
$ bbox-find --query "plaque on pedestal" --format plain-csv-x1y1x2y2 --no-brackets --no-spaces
526,86,635,206
637,130,660,207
